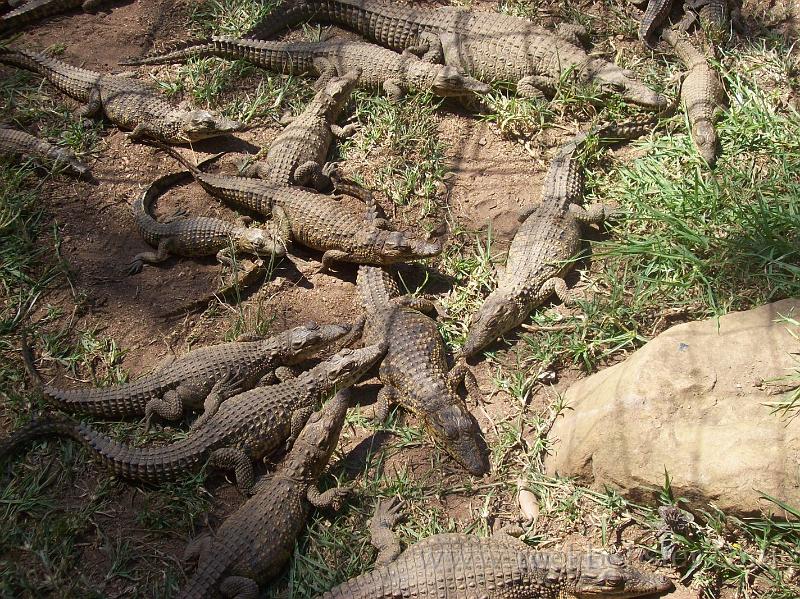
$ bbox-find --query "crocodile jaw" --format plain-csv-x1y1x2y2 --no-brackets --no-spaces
177,110,245,141
590,60,667,110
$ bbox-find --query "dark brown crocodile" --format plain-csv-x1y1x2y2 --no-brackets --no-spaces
0,123,93,180
125,36,490,102
457,118,662,364
0,47,243,143
130,167,290,275
0,0,105,34
3,343,383,493
316,499,674,598
638,0,675,46
156,144,445,270
661,27,724,165
178,389,353,598
246,0,667,108
356,265,489,476
238,69,361,191
22,321,350,429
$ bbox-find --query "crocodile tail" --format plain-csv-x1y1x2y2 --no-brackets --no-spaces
243,0,316,40
122,37,222,66
136,169,195,218
0,414,83,462
20,334,44,389
0,46,44,74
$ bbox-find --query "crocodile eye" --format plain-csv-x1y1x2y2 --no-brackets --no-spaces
603,575,624,587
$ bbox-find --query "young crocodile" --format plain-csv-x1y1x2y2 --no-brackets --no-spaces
178,389,353,598
125,36,490,102
4,343,383,493
661,27,724,166
0,123,93,180
22,321,350,429
157,144,445,269
0,0,105,35
238,69,361,191
356,265,489,476
457,119,661,364
315,499,674,598
0,47,243,143
130,167,290,274
638,0,735,46
246,0,667,108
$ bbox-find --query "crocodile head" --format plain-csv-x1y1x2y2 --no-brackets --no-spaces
279,321,352,363
569,553,674,598
588,59,668,110
171,108,245,142
461,290,526,358
373,230,445,263
691,119,719,166
426,401,490,476
284,389,352,479
318,343,386,391
235,226,288,257
315,68,362,116
426,65,491,97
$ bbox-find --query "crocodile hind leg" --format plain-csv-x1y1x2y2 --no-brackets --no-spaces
183,533,212,569
370,498,404,566
207,447,255,495
189,368,247,431
77,86,102,118
569,202,616,224
402,32,444,63
516,76,555,99
128,239,173,274
140,383,201,431
382,79,405,102
448,361,483,406
218,576,258,599
294,160,331,191
539,276,576,306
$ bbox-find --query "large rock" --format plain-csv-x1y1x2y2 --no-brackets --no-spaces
545,299,800,517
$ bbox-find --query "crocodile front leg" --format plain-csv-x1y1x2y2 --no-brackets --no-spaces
307,484,350,511
402,31,445,64
77,86,102,118
218,576,258,599
569,202,616,224
517,75,555,99
374,385,398,423
330,122,358,139
141,382,202,431
369,498,404,567
183,533,212,569
312,57,338,90
382,79,405,102
207,447,255,494
539,276,576,306
189,369,247,431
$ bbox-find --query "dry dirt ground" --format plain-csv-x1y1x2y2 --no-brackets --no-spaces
1,0,798,597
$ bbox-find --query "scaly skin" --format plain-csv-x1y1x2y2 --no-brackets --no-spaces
639,0,674,46
247,0,666,108
0,123,92,180
4,344,383,493
0,47,243,143
662,28,724,165
21,322,350,427
240,70,361,190
130,167,289,274
317,500,674,598
125,36,490,102
157,144,445,269
178,389,353,598
0,0,105,34
357,266,489,476
459,118,662,361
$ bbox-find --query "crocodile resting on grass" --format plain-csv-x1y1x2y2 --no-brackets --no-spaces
356,265,489,476
22,321,350,428
125,36,490,102
316,499,674,598
0,0,106,35
157,144,444,270
0,123,93,180
457,118,662,366
4,343,384,493
661,27,724,165
238,69,360,191
0,47,243,143
637,0,736,46
178,389,353,598
130,166,290,274
246,0,667,108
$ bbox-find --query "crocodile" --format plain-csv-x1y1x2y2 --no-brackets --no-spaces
661,27,724,165
130,167,290,275
245,0,667,108
22,321,350,429
457,118,662,364
4,343,383,493
178,389,353,598
0,123,93,180
356,265,489,476
124,36,490,102
638,0,675,46
0,0,105,35
156,144,445,270
238,69,360,191
316,499,674,598
0,47,243,143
